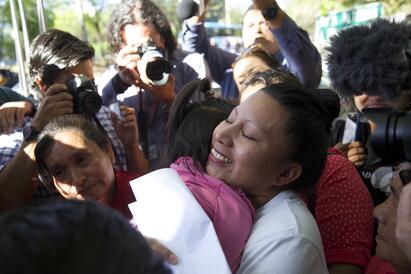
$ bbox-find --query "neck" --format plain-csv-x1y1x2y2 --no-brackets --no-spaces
98,179,116,205
249,188,282,208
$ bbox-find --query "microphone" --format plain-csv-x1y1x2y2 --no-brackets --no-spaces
176,0,199,20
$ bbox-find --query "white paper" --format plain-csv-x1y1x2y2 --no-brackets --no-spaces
342,116,357,144
129,168,231,274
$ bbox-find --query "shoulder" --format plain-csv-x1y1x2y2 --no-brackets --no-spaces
251,191,322,248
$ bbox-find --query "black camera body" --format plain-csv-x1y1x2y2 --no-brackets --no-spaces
42,64,102,115
135,40,171,86
66,75,102,115
363,108,411,163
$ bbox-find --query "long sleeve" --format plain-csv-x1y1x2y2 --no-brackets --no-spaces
181,21,237,85
272,15,322,88
101,73,129,107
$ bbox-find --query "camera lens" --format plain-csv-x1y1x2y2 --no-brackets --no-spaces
146,59,170,80
82,92,102,115
365,108,411,162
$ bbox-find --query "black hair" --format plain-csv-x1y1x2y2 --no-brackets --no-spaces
0,200,172,274
34,115,110,187
107,0,177,55
166,78,234,170
245,69,300,89
29,29,95,94
247,69,340,133
261,83,328,195
327,19,411,100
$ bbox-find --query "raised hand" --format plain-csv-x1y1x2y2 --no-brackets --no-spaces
0,101,34,133
31,84,73,131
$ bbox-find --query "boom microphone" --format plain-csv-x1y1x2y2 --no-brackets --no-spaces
176,0,199,20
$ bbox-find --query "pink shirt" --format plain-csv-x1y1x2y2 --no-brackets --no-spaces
171,157,255,273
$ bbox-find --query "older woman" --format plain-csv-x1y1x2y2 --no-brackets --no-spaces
365,169,411,274
34,114,139,219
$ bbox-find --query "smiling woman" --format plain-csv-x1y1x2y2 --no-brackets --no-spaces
34,114,139,218
206,83,330,274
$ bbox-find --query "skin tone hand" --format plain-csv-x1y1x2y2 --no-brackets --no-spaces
335,141,367,167
111,105,149,174
187,0,209,23
111,105,139,146
396,182,411,262
145,236,179,265
252,0,285,29
116,45,141,87
116,46,176,103
31,84,73,131
0,101,34,133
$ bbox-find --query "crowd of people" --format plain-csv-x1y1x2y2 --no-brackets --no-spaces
0,0,411,273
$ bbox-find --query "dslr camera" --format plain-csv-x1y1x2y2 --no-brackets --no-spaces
135,40,171,86
42,64,102,115
363,108,411,163
65,75,102,115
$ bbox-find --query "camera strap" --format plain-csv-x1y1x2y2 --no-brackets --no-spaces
138,90,150,159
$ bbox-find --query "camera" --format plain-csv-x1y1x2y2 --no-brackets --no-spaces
363,108,411,163
66,75,102,115
135,40,171,86
42,64,102,115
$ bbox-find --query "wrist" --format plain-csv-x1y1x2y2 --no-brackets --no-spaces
23,125,41,142
112,73,130,94
26,101,36,117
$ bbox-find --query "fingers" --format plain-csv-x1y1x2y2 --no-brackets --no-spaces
116,45,140,66
0,101,33,133
44,83,68,96
334,142,349,155
347,142,366,166
31,85,74,130
348,141,363,149
145,237,178,265
15,106,26,128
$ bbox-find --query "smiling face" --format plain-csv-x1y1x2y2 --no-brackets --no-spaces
206,91,296,205
43,130,115,203
373,172,411,271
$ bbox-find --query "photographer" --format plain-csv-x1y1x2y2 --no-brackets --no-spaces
327,19,411,206
101,0,210,170
181,0,322,99
0,29,148,210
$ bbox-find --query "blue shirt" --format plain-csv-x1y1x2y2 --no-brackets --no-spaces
100,49,210,170
181,15,322,99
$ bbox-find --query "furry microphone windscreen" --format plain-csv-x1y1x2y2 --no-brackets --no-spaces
326,19,411,99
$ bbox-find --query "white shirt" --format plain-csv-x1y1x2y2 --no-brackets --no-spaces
237,190,328,274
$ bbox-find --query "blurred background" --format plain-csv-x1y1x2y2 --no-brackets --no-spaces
1,0,410,91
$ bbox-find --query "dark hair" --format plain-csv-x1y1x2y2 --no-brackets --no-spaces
245,69,301,89
107,0,177,55
261,83,328,193
233,44,280,69
29,29,95,93
34,115,110,187
166,78,234,170
0,200,172,274
247,69,340,133
327,19,411,100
